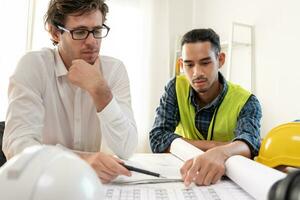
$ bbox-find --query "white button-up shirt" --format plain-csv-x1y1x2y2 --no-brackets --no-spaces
3,48,137,159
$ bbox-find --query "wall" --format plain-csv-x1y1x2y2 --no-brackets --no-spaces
0,0,28,121
135,0,196,152
192,0,300,136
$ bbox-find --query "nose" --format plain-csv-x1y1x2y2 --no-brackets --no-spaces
193,64,204,77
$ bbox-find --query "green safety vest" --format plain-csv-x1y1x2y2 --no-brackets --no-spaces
175,75,251,141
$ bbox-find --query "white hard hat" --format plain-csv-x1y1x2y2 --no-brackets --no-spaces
0,145,104,200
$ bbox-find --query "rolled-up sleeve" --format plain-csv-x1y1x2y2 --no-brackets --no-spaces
233,95,262,157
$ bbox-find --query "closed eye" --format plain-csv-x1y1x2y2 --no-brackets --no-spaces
184,63,194,68
183,61,194,67
73,29,87,35
93,28,102,34
200,61,212,65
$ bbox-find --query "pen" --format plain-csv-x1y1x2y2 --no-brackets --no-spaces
122,163,165,178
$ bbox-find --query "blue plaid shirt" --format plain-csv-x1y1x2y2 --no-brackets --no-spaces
149,73,262,157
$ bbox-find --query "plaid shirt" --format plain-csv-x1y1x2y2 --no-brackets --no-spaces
149,73,262,157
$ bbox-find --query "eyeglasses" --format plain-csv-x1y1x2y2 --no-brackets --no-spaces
57,24,110,40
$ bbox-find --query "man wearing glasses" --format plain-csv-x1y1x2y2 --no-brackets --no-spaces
3,0,137,183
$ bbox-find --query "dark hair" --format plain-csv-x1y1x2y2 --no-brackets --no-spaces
44,0,109,45
181,28,221,56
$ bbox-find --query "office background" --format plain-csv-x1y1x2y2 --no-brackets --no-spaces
0,0,299,153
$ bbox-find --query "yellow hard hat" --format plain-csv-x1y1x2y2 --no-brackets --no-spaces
255,122,300,168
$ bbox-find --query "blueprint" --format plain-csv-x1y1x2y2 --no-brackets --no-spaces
104,179,254,200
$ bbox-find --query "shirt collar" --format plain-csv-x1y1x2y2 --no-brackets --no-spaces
54,48,68,77
190,72,228,110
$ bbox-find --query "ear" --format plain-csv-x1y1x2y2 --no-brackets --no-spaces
48,24,61,44
179,57,184,70
218,52,226,69
176,57,184,76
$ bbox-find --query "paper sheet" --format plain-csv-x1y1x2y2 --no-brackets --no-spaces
104,179,254,200
170,138,287,200
113,154,182,184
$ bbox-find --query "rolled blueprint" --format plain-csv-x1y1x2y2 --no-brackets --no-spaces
170,138,286,200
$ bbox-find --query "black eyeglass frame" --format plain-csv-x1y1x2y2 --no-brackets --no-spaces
57,24,110,40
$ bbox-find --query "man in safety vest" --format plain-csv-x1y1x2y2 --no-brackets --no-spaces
149,28,262,186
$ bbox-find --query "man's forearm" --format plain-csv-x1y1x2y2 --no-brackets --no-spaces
219,140,251,159
183,138,230,151
73,150,93,160
183,139,251,158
